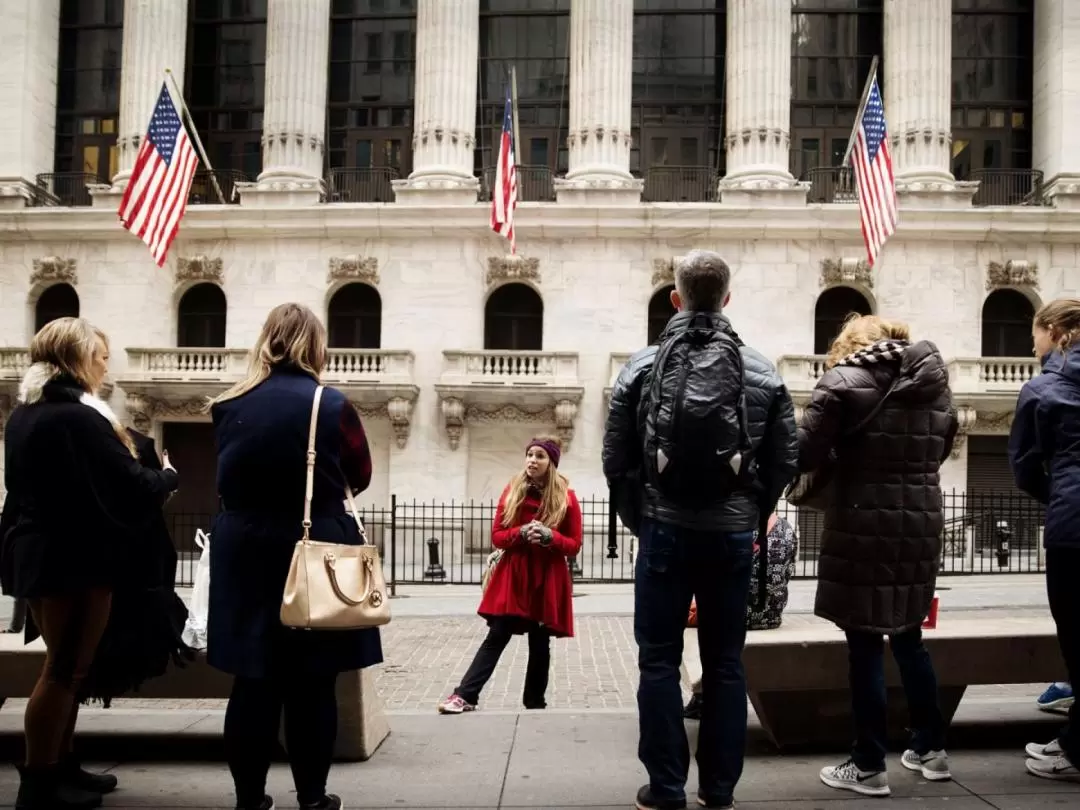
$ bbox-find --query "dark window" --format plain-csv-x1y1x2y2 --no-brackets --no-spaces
177,283,227,347
631,0,725,189
327,0,417,180
186,0,268,181
981,288,1034,357
950,0,1033,178
55,0,123,184
647,285,676,344
477,0,570,194
484,283,543,351
814,286,872,354
35,284,81,333
327,284,382,349
790,0,882,181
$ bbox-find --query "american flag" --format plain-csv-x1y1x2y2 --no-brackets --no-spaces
119,82,200,267
851,77,897,267
490,85,518,254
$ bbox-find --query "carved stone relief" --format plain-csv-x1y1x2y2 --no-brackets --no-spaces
486,256,539,288
176,255,224,285
651,258,675,288
124,393,210,434
820,257,873,288
328,255,379,286
986,260,1038,292
950,405,978,459
439,397,582,451
31,257,77,287
348,397,415,449
441,397,465,450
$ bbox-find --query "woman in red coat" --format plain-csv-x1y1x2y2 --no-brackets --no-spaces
438,435,582,714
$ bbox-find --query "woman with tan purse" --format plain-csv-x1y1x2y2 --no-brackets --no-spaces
207,303,382,810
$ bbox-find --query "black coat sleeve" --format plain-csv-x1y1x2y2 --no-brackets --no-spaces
602,360,644,483
756,379,799,511
797,370,848,473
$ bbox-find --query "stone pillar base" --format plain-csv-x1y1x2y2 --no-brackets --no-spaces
718,178,809,207
237,179,322,208
554,176,643,205
88,184,124,209
896,179,978,208
0,178,38,209
392,176,479,205
1043,175,1080,210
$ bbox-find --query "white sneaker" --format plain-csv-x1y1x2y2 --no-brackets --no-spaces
901,749,952,781
1025,738,1064,761
1026,754,1080,782
819,759,891,797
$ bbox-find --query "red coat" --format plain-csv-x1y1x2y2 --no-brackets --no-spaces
477,486,583,638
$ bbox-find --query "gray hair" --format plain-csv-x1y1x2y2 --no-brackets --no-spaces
674,250,731,312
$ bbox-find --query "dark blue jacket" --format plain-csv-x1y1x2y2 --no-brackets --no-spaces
1009,347,1080,549
207,367,382,679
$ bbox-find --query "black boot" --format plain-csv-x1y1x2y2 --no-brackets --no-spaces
16,765,102,809
683,693,702,721
61,755,119,794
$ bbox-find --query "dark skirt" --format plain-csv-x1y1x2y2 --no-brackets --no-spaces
207,510,384,680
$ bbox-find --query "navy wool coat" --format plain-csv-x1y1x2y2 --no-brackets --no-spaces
207,366,383,679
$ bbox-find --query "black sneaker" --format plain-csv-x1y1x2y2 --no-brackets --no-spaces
60,757,118,794
15,765,102,810
696,790,734,808
635,784,687,810
683,694,702,720
301,794,343,810
236,796,274,810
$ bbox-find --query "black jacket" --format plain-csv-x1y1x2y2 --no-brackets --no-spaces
602,311,799,532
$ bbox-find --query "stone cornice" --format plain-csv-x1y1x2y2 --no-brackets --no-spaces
6,203,1080,242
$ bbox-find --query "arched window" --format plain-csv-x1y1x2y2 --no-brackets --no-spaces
484,284,543,351
981,289,1034,357
647,285,676,344
328,284,382,349
34,284,80,332
814,287,872,354
177,284,227,348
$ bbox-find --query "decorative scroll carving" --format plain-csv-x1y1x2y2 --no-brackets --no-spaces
986,260,1038,291
973,409,1014,435
124,393,209,434
31,257,77,287
125,393,155,434
176,255,223,285
387,396,414,449
554,399,578,450
486,255,539,288
441,397,465,450
651,258,675,288
464,403,554,424
950,405,978,459
328,255,379,286
820,257,873,288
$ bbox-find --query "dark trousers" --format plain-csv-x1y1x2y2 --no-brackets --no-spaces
634,518,755,807
1047,547,1080,764
845,628,946,772
455,619,551,708
224,670,338,807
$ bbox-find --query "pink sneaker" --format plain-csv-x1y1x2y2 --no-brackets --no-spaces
437,694,476,715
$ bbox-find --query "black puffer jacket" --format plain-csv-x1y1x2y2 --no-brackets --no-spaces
603,311,799,532
798,340,958,634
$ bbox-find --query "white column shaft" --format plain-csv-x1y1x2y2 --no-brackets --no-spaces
1034,0,1080,183
259,0,330,184
884,0,953,185
114,0,188,189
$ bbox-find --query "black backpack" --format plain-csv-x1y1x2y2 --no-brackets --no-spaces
642,314,755,507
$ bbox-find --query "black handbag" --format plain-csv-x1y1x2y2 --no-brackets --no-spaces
786,377,901,512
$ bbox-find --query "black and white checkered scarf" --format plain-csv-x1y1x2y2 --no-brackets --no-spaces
836,339,910,368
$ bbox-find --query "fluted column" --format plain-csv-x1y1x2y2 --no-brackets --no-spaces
110,0,189,192
392,0,479,205
553,0,642,204
1034,0,1080,209
719,0,804,205
240,0,329,207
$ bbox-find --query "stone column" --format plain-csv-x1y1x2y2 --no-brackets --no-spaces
554,0,642,204
392,0,480,205
0,0,60,209
1034,0,1080,209
883,0,974,206
239,0,330,207
718,0,806,206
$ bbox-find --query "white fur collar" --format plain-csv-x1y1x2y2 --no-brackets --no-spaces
17,361,122,429
79,391,123,428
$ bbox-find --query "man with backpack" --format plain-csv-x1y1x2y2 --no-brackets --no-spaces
602,250,798,810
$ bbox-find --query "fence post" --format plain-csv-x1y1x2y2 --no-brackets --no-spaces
389,493,397,597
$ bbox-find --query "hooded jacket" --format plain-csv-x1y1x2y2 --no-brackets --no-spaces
797,340,958,634
602,310,799,533
1009,345,1080,549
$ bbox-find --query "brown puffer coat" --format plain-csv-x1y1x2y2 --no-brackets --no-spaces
797,340,958,634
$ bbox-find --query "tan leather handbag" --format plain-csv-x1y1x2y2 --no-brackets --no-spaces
280,385,391,630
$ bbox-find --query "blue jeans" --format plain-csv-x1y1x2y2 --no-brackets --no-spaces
634,518,754,806
846,628,946,772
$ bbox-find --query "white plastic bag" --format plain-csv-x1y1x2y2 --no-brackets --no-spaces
181,528,210,650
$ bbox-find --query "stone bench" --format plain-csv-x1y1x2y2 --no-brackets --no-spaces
0,634,389,762
683,615,1064,751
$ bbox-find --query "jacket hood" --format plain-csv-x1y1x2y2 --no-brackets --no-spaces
659,310,743,345
885,340,950,402
1054,343,1080,385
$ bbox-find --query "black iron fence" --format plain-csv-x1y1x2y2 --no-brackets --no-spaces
166,490,1047,590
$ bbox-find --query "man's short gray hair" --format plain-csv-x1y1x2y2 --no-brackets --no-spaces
674,250,731,312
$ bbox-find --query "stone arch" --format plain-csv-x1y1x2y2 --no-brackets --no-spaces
177,283,227,348
981,288,1036,358
327,282,382,349
33,283,80,333
814,286,874,354
483,282,543,351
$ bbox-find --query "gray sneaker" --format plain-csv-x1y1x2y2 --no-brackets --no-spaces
1026,738,1064,761
819,759,890,797
1026,754,1080,782
901,749,952,781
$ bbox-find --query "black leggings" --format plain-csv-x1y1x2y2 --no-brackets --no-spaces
455,621,551,708
224,670,338,807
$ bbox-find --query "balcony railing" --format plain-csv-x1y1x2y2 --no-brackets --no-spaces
970,169,1045,207
643,166,720,202
124,348,250,378
776,354,829,395
30,173,97,207
188,169,248,204
322,349,415,384
807,167,856,204
325,167,399,203
481,165,555,202
441,350,580,387
949,357,1041,396
0,348,30,381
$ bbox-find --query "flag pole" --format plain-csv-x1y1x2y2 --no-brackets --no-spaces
509,65,522,167
164,68,226,204
841,55,880,169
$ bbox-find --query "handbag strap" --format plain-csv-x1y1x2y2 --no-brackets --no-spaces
303,385,368,543
841,374,902,439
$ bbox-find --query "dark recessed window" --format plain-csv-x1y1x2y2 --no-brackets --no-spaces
647,285,676,344
35,284,81,333
484,283,543,351
177,283,227,347
981,288,1034,357
814,286,872,354
328,284,382,349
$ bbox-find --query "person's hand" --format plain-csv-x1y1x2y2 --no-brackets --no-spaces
162,450,176,473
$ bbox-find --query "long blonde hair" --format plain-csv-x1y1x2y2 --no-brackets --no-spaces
500,435,570,529
210,303,328,406
1034,297,1080,353
825,313,911,369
